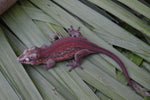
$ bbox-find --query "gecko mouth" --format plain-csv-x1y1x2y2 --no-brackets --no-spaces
17,57,35,65
17,57,26,63
19,60,26,63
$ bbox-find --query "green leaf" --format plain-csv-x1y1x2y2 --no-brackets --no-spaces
123,51,143,66
0,27,43,100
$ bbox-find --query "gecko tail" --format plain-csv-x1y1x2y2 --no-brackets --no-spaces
96,47,135,90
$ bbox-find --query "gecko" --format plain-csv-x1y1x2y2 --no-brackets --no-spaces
17,26,134,90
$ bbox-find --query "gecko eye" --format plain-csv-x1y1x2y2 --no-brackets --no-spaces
25,58,30,62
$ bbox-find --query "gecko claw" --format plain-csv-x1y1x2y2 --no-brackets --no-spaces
42,65,50,70
67,26,82,37
67,60,83,72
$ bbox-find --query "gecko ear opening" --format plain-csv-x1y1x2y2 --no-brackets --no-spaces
31,53,39,59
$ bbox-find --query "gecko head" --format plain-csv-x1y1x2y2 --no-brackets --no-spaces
17,46,40,65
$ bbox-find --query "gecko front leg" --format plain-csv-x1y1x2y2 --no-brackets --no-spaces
41,44,48,48
67,49,95,72
42,59,56,70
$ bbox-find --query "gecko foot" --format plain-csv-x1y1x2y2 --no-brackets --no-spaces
42,65,50,70
67,60,83,72
68,26,82,37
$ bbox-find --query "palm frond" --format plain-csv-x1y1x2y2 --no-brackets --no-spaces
0,0,150,99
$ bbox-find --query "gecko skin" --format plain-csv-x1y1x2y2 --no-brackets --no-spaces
18,26,134,90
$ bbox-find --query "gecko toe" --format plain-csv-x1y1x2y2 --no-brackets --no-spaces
66,60,83,71
42,65,50,70
78,66,83,70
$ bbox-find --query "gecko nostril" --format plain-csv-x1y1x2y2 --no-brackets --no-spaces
17,57,25,63
17,57,20,62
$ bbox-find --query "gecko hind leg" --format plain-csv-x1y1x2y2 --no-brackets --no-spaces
67,49,94,72
67,60,83,72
